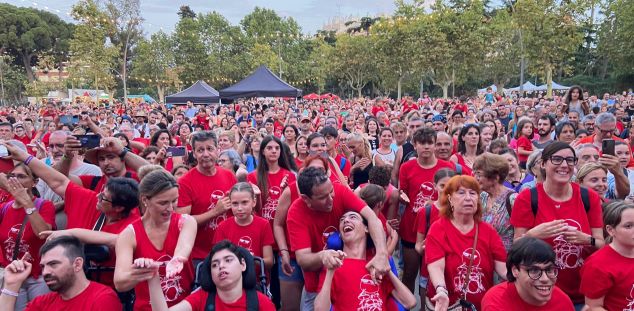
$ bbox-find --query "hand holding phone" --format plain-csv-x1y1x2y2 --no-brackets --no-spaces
602,139,615,156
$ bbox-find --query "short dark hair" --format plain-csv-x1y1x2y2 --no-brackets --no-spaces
39,235,84,261
541,141,575,162
0,122,12,130
506,237,555,282
320,126,338,139
368,166,391,188
190,130,217,150
298,166,329,198
150,129,172,147
554,121,577,139
412,127,436,145
539,115,557,127
106,177,140,217
211,239,245,262
359,184,385,210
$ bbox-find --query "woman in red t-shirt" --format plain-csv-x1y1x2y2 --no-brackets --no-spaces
114,170,197,311
515,118,535,170
0,163,55,310
425,175,507,311
580,201,634,310
294,136,309,167
450,124,484,172
510,142,605,308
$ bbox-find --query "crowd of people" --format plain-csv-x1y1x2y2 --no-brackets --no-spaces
0,85,632,310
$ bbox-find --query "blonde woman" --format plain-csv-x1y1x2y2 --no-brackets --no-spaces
346,133,384,188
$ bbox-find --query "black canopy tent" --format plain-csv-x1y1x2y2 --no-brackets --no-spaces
220,65,302,99
165,80,220,104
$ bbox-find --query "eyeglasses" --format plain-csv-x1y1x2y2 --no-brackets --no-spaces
520,265,558,280
97,192,113,204
549,156,578,166
597,128,614,135
217,159,227,164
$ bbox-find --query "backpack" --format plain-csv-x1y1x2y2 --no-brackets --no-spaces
529,186,590,216
89,172,133,191
339,157,347,171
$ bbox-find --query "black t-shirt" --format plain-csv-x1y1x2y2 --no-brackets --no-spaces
625,106,634,117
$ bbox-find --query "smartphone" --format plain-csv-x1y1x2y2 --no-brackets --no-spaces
75,134,101,149
602,139,615,156
72,115,80,124
0,145,9,157
167,146,186,157
59,115,72,124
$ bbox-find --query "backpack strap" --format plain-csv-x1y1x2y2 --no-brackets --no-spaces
530,187,538,217
504,191,515,216
580,186,590,213
246,288,259,311
455,163,462,175
424,204,433,236
89,176,103,191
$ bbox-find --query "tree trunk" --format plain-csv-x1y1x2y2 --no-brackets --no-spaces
357,87,362,98
397,76,403,101
157,84,165,103
442,84,450,99
20,52,35,82
419,79,424,98
545,63,553,98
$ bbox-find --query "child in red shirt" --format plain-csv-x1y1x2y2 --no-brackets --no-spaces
515,119,534,170
214,182,275,270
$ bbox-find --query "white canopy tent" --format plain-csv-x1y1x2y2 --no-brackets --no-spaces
535,81,571,91
507,81,539,92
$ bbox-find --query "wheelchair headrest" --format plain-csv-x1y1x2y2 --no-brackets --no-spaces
84,244,110,263
199,246,257,293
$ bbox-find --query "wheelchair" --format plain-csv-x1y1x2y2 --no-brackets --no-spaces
194,253,271,298
83,244,135,311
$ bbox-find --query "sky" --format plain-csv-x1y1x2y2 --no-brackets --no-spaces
3,0,398,34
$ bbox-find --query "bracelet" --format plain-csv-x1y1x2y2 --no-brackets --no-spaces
1,288,19,297
280,249,289,253
590,236,596,247
24,155,34,166
118,148,129,159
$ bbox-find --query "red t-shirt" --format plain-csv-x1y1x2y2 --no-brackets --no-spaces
481,282,573,311
332,154,351,179
246,169,296,224
516,136,533,162
510,183,603,303
318,258,395,310
132,213,194,310
213,216,274,258
286,183,367,292
425,218,507,310
0,199,55,278
415,203,441,277
580,245,634,310
402,103,419,114
372,105,386,116
398,158,456,243
183,288,276,311
453,154,474,176
25,281,122,311
177,166,237,260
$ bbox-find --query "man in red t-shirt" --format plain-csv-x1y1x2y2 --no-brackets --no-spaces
0,236,122,311
177,131,237,260
399,127,457,293
315,211,416,310
286,167,390,310
482,237,574,310
320,126,351,180
148,240,276,311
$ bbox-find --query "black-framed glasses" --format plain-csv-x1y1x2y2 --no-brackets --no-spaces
549,156,577,166
521,265,558,280
97,192,113,204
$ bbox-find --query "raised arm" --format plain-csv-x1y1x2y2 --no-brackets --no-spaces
3,141,70,197
314,269,334,311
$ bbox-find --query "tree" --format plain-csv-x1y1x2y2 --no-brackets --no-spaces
596,0,634,78
0,4,73,82
514,0,586,97
131,32,178,102
177,5,196,19
328,35,377,97
68,0,119,95
480,8,521,94
173,16,210,85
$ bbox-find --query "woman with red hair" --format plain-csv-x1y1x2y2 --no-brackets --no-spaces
425,175,507,311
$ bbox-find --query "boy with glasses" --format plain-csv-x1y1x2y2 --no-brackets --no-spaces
482,237,573,310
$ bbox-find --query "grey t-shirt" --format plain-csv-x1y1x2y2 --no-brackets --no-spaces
36,162,102,203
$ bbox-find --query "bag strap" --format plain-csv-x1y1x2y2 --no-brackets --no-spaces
246,288,259,311
580,186,590,213
12,198,44,261
504,191,515,216
461,224,479,301
530,187,538,216
205,290,216,311
92,213,106,231
424,204,433,236
89,176,103,191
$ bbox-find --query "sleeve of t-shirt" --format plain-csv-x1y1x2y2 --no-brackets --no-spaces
177,178,194,208
183,288,207,311
398,163,409,195
517,137,532,150
586,189,604,228
64,182,95,217
509,188,534,229
246,172,257,185
579,257,613,299
212,223,228,244
38,201,57,230
338,185,367,212
78,175,94,188
287,207,311,252
425,221,446,264
486,224,507,262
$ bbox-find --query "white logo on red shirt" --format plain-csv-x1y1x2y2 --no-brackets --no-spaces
3,224,30,261
238,236,253,254
357,274,382,311
413,182,435,213
156,255,185,302
625,283,634,311
207,190,227,230
553,219,583,270
453,248,485,295
262,186,282,221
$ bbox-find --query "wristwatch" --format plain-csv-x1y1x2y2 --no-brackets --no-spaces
590,236,596,247
25,207,36,215
118,147,129,158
